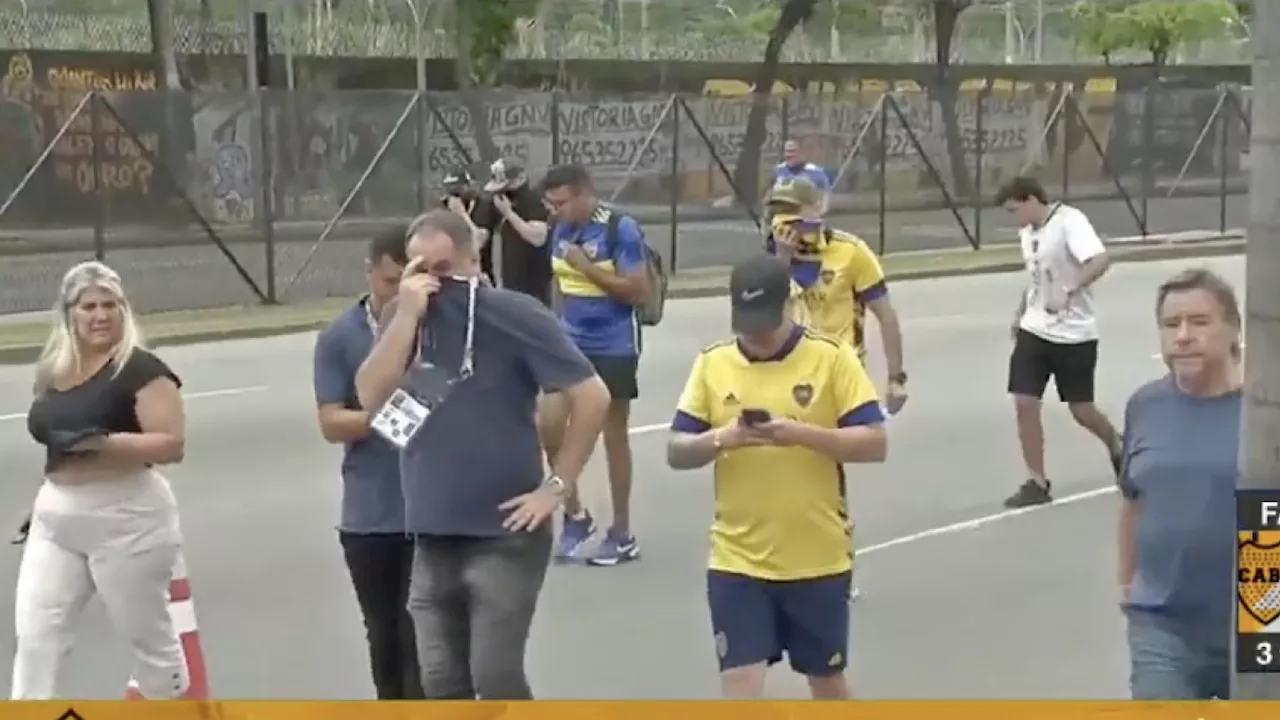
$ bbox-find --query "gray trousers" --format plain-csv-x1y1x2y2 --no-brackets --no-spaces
408,527,552,699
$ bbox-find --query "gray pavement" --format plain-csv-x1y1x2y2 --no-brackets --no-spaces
0,254,1244,699
0,190,1246,316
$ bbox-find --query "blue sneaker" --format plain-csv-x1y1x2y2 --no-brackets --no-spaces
555,511,596,562
586,529,640,567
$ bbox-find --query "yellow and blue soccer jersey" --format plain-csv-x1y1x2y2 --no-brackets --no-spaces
550,207,646,356
782,228,886,354
669,326,885,581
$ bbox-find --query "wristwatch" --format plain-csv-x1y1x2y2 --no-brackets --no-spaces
543,475,568,497
889,371,908,385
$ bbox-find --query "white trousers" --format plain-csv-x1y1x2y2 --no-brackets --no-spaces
10,470,189,700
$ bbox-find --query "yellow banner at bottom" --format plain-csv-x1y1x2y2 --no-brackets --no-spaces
10,702,1274,720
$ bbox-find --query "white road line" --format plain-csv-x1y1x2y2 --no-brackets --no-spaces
0,385,268,422
857,485,1117,557
629,422,668,436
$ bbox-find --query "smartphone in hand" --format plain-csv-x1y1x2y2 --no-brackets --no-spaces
740,408,772,427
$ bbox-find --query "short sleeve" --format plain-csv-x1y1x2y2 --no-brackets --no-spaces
849,241,887,303
502,295,595,392
671,352,712,434
1063,210,1105,264
612,216,647,274
831,343,884,427
118,349,181,395
1118,395,1141,500
313,327,353,406
808,167,832,191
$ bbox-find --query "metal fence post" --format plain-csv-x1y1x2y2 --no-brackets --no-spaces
670,94,680,274
1140,81,1155,235
1218,89,1231,234
255,90,278,304
973,84,988,250
550,90,562,166
89,92,106,261
876,93,888,256
416,92,428,212
1061,87,1072,201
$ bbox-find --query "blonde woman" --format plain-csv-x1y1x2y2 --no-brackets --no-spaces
13,261,188,700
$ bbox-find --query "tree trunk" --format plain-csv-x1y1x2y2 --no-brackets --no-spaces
932,0,973,199
1234,0,1280,701
454,3,500,168
146,0,182,91
731,28,792,208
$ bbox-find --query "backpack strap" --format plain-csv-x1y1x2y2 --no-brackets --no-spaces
604,210,623,261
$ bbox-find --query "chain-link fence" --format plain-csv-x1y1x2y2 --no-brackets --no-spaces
0,85,1250,314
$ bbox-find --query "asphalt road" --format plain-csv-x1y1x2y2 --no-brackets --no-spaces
0,254,1244,700
0,191,1246,316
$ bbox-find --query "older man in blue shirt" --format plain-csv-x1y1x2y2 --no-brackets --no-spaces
354,209,610,700
312,224,423,700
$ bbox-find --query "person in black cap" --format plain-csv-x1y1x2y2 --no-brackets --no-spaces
666,253,888,700
440,168,496,284
476,157,552,305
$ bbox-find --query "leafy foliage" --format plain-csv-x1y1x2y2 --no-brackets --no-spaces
1071,0,1240,64
454,0,541,83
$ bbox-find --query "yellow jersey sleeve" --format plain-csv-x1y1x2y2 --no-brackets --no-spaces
671,350,714,433
832,342,885,427
847,237,888,303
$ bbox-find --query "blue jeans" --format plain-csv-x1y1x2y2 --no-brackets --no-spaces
1126,608,1229,700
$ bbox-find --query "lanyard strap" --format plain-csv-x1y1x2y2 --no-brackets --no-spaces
459,276,477,379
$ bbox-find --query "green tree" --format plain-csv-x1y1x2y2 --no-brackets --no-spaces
731,0,819,206
450,0,542,163
1071,0,1240,65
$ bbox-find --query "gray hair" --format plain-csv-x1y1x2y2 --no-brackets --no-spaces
1156,267,1242,355
406,209,479,255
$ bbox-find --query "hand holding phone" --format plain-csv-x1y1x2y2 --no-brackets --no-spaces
740,408,772,427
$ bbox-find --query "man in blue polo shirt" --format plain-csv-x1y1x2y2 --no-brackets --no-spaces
538,163,651,567
354,210,610,699
773,140,831,215
312,224,423,700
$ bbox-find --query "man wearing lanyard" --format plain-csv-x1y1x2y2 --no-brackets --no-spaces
354,210,610,699
311,224,424,700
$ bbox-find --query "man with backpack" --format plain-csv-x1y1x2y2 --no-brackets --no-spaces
538,163,666,567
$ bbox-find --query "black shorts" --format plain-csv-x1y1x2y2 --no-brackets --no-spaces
1007,329,1098,403
586,354,639,401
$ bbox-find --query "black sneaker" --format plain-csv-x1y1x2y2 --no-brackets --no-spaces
1003,479,1052,509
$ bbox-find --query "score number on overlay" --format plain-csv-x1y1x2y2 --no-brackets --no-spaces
1237,492,1280,673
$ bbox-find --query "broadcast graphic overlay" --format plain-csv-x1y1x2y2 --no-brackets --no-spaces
1237,491,1280,673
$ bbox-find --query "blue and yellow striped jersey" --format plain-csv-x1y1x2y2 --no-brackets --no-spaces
550,207,647,356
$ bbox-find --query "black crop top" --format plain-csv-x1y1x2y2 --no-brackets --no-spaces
28,349,181,469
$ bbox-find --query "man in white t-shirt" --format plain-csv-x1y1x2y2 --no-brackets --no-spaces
996,176,1124,508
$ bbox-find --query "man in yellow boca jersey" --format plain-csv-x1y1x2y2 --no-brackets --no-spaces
665,255,888,700
765,178,908,415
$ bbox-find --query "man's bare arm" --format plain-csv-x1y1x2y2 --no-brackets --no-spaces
667,430,722,470
548,375,610,490
355,306,419,411
865,297,904,379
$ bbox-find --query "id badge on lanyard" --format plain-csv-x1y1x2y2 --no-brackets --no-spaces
369,278,479,449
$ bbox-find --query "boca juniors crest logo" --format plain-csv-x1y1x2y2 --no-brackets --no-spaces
1239,531,1280,632
820,269,835,286
792,383,814,408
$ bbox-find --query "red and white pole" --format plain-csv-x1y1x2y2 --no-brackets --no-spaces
125,552,209,699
